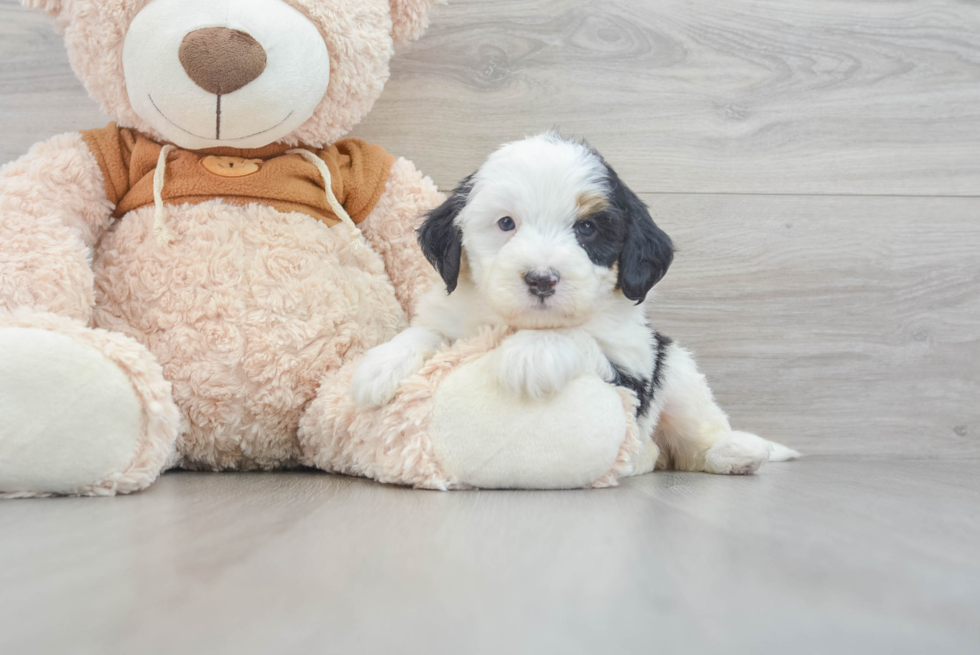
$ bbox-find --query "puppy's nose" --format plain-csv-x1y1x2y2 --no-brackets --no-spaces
179,27,267,95
524,269,560,298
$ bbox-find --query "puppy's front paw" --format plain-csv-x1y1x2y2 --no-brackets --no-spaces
350,343,424,408
494,331,584,400
703,431,772,475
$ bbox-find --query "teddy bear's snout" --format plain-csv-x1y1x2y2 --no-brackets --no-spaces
178,27,268,96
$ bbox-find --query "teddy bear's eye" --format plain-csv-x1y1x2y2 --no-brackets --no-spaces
498,216,516,231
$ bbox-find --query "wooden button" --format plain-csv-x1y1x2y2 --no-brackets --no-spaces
201,155,263,177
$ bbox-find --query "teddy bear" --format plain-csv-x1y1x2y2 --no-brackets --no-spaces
0,0,787,498
0,0,449,496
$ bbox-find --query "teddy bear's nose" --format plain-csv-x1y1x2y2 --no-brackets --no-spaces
179,27,267,96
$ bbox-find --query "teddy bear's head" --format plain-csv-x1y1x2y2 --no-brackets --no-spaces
25,0,440,149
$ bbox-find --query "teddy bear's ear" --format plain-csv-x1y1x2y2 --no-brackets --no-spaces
21,0,65,18
389,0,444,44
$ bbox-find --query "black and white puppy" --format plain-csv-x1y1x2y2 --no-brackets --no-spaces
351,133,798,474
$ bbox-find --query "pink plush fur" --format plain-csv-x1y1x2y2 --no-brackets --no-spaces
300,327,518,490
0,132,112,322
302,324,647,490
0,133,183,497
390,0,443,44
359,157,445,319
91,199,410,470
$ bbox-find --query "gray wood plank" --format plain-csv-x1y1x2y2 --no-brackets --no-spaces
352,0,980,195
0,2,110,154
644,193,980,458
3,0,980,196
1,461,978,654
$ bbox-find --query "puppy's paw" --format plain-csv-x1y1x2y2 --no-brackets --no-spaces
494,331,584,400
703,431,772,475
350,342,426,408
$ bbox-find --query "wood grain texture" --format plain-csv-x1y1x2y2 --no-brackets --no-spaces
0,0,978,457
1,463,978,654
350,0,980,195
2,4,978,652
0,2,110,154
646,193,980,458
3,0,980,195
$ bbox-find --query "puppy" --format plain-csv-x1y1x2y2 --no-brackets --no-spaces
350,133,798,475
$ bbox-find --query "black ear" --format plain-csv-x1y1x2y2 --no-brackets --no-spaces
608,167,674,303
416,175,473,293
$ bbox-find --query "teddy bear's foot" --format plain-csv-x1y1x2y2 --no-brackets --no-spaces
427,354,631,489
0,312,181,497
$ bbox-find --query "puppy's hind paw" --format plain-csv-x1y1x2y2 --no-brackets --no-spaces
703,431,772,475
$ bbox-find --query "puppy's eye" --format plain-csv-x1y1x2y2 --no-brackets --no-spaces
498,216,516,231
575,220,597,238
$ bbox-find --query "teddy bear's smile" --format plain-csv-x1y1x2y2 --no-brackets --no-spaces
147,93,295,143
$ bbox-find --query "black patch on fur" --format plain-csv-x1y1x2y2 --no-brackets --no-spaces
610,331,673,418
604,162,674,303
568,144,674,303
570,143,675,304
651,332,672,393
416,174,474,293
611,366,652,418
575,209,628,269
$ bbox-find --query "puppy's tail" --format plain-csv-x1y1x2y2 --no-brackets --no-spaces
766,440,802,462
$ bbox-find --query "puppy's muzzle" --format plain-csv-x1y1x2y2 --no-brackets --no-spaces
524,269,559,299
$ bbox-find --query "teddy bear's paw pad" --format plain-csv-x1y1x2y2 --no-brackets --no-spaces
427,355,628,489
703,431,772,476
0,327,143,494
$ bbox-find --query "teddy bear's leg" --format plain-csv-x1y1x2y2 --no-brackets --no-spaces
0,312,181,497
0,134,181,497
424,353,635,489
301,328,647,490
358,157,445,320
652,341,775,475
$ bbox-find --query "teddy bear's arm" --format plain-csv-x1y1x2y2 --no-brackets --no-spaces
0,132,115,323
357,157,445,320
0,133,182,498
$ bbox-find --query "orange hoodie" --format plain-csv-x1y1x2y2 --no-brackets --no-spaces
82,122,395,227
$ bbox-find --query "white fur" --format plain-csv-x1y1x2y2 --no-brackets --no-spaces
651,342,774,473
457,135,613,330
350,134,799,474
124,0,330,149
350,327,445,408
491,329,614,401
0,328,142,493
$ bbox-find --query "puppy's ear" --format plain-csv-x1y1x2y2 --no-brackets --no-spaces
416,175,473,294
608,168,674,303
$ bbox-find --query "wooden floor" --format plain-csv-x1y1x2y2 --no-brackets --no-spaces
2,0,979,652
2,461,979,654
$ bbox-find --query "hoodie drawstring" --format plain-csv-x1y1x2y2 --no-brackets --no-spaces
152,144,176,245
287,148,362,246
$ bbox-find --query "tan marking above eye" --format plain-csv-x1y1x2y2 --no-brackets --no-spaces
576,192,609,217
